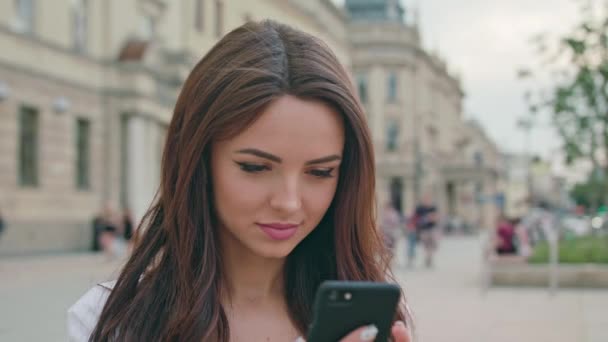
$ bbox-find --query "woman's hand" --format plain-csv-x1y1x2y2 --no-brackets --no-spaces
295,321,410,342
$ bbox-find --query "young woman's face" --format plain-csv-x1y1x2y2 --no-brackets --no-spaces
211,95,344,259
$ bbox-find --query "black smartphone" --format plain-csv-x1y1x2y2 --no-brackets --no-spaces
306,281,401,342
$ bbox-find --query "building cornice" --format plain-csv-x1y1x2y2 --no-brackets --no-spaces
0,24,105,65
415,48,464,97
0,60,175,111
320,0,349,21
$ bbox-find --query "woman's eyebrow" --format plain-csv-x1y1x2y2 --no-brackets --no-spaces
305,155,342,165
235,148,281,162
235,148,341,165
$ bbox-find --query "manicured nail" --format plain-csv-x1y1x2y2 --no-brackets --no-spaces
394,321,406,328
294,337,305,342
360,325,378,341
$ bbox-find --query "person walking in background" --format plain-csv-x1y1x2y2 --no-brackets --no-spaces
404,212,418,268
513,217,532,258
381,200,401,264
122,207,134,242
415,195,439,268
494,215,516,255
122,207,135,254
94,201,126,259
91,203,113,252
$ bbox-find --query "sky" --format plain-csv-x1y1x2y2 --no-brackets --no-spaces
333,0,581,160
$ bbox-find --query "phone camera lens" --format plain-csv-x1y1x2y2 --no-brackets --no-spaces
329,290,338,301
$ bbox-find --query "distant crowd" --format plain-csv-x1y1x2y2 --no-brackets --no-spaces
91,202,135,258
380,195,440,268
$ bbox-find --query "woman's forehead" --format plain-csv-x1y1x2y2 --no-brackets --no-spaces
221,96,345,157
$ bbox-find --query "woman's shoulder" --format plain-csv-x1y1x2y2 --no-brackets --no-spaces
67,281,115,342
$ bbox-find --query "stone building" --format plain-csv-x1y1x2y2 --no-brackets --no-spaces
0,0,348,254
0,0,502,254
345,0,502,228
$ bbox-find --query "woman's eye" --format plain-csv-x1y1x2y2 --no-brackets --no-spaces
309,168,335,178
236,162,270,173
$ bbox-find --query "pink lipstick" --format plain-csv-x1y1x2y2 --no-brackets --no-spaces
256,223,299,241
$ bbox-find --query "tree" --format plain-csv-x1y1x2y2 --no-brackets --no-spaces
570,173,606,209
519,0,608,204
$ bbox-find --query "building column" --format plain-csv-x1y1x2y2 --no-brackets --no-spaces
126,115,157,225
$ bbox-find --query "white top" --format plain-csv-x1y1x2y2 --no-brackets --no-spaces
67,281,115,342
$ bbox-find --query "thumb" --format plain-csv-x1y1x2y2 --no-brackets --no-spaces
339,325,378,342
295,324,378,342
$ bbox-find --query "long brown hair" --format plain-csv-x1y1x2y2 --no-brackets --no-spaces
91,20,406,341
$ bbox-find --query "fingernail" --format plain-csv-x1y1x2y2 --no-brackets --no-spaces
294,337,305,342
360,325,378,341
395,321,406,328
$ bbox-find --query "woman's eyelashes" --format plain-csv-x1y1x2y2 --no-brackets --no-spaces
235,161,270,173
234,161,336,178
308,168,335,178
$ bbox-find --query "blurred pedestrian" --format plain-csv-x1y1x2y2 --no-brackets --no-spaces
122,207,136,255
495,215,516,255
91,205,108,252
381,200,401,262
513,217,532,258
95,201,126,259
122,207,134,242
404,212,418,268
415,195,438,268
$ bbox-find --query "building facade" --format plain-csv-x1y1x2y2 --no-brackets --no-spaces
345,0,502,229
0,0,502,254
0,0,348,254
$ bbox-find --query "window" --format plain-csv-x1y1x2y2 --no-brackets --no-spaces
72,0,88,52
386,119,399,151
140,14,155,40
215,0,223,37
15,0,35,33
18,105,39,186
195,0,204,32
76,118,91,189
387,71,398,102
356,73,368,104
474,151,484,167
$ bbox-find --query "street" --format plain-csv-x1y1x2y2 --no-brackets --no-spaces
1,236,607,341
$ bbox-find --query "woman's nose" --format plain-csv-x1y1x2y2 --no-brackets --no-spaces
269,175,302,214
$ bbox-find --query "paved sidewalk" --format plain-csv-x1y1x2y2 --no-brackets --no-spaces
1,236,607,341
392,235,608,342
0,253,125,341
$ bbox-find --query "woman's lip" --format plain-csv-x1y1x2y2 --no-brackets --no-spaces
256,223,299,229
257,224,298,240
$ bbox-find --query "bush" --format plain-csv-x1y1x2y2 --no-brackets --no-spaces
528,235,608,264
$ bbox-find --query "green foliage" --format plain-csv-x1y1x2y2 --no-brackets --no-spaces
570,175,606,208
529,235,608,264
519,0,608,180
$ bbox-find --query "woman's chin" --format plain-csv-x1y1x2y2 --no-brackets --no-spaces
253,243,297,259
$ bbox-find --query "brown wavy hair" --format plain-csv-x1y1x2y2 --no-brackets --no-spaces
90,20,406,341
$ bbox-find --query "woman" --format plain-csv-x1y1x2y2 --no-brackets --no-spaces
68,20,411,342
495,216,516,255
380,200,401,262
